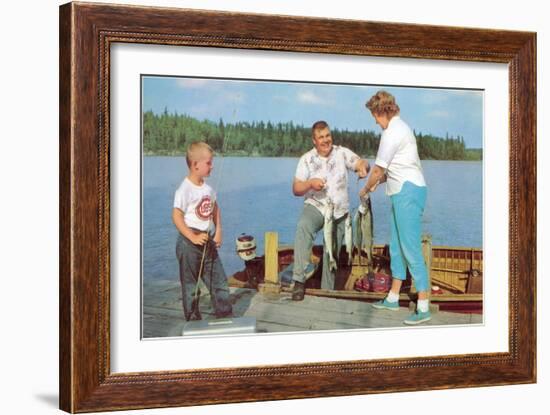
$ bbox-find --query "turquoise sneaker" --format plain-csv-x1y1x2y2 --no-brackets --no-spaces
403,311,432,325
372,298,399,311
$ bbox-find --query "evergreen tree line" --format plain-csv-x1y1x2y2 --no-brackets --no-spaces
143,110,482,160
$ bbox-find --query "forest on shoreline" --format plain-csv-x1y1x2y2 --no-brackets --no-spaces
143,110,482,160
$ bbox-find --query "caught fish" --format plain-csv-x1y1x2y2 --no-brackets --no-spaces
354,193,374,273
344,213,353,265
323,200,337,272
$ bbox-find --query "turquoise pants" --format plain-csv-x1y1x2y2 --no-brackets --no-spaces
389,181,429,292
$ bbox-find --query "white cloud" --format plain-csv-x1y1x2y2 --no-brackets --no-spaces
297,90,325,105
176,78,212,89
429,110,452,118
420,91,449,104
176,79,245,105
421,89,482,105
448,89,483,97
273,94,290,103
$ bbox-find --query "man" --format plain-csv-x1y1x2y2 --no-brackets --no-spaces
292,121,369,300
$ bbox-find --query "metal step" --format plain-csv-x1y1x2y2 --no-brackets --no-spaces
182,316,257,336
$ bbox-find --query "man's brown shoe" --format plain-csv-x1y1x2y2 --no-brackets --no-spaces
291,281,305,301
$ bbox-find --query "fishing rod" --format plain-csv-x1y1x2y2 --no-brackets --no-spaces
185,103,259,334
189,106,238,320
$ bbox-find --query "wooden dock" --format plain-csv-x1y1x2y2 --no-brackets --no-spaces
143,279,482,338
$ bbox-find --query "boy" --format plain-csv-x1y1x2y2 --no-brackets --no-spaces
172,142,232,321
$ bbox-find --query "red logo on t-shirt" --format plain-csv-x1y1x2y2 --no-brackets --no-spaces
195,196,213,221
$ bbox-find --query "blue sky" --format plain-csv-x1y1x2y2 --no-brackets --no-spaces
142,76,483,148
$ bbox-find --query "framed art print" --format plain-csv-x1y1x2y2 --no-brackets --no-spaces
59,2,536,412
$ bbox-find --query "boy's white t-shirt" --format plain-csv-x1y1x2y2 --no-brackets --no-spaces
173,177,216,232
374,116,426,196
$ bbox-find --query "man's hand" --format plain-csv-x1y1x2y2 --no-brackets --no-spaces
293,177,326,196
309,178,326,191
355,159,370,179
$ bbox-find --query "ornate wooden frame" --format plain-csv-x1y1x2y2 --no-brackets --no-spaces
59,2,536,412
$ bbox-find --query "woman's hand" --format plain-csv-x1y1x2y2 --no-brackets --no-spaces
369,181,380,193
361,165,386,196
359,181,379,198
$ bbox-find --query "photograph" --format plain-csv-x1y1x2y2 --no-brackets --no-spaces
141,76,484,338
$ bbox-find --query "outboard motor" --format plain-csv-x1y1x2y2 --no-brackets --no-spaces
236,233,262,288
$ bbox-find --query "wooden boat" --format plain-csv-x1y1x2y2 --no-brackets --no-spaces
143,233,482,337
229,233,483,314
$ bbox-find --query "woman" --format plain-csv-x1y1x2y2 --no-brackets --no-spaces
361,90,430,325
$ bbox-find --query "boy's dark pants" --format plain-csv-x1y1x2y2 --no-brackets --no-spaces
176,234,232,321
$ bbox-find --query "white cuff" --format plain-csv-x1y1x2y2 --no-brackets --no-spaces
374,158,389,169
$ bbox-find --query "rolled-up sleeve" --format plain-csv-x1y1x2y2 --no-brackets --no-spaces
375,130,400,169
295,155,309,181
341,147,360,171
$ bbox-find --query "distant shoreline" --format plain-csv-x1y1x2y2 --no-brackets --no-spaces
143,150,482,161
143,112,482,161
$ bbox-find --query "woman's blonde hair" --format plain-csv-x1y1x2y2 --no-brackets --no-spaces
365,90,400,117
186,141,213,167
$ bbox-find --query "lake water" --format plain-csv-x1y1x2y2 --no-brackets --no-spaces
143,157,482,281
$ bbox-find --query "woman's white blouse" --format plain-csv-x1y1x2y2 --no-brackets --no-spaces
375,116,426,195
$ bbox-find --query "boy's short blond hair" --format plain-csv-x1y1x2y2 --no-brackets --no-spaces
186,142,213,167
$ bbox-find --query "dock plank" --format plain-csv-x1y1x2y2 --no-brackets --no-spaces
143,283,482,338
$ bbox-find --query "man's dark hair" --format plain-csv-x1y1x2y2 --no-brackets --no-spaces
311,120,330,136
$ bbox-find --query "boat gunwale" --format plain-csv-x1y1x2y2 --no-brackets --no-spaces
276,244,483,254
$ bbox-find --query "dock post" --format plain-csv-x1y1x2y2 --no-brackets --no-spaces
259,231,281,294
422,234,438,313
409,234,435,311
422,234,433,295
